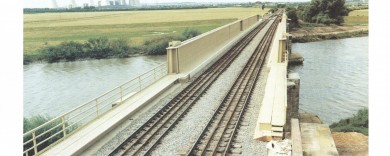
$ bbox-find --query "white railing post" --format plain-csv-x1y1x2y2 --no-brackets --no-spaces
138,76,142,90
23,63,168,155
32,131,38,154
154,67,157,81
95,99,99,117
120,86,123,102
61,117,67,137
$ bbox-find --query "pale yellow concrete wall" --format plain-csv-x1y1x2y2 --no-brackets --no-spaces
177,25,230,73
242,16,258,30
229,21,241,39
173,14,260,74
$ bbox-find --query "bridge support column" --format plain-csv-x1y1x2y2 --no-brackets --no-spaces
167,41,181,74
240,20,243,31
285,73,300,132
278,38,287,63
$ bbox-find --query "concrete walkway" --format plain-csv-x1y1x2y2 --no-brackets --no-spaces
41,74,185,156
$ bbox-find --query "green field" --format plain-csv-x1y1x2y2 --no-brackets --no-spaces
344,9,368,25
24,8,269,55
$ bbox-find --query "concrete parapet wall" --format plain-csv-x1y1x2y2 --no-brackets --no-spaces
167,14,261,75
242,15,259,30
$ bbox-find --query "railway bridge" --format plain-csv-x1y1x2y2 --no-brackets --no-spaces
23,10,336,156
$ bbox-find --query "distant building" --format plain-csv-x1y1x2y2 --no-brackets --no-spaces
52,0,58,8
90,0,95,7
71,0,77,7
122,0,127,5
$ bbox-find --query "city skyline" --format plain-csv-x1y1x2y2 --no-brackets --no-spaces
24,0,310,8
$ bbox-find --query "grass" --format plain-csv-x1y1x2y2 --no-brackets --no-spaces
330,108,368,136
344,9,368,25
24,8,269,55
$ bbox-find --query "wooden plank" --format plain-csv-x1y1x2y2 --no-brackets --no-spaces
271,126,284,132
271,64,287,126
258,68,277,124
291,119,303,156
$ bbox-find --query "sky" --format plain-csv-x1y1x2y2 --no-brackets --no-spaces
23,0,310,8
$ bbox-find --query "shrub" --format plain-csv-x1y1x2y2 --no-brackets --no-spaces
144,35,184,55
330,108,368,135
23,115,78,155
182,28,201,40
110,38,131,58
40,41,85,62
23,115,63,155
84,37,112,59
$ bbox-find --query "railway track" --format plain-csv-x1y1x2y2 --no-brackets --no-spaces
108,15,274,156
187,14,281,156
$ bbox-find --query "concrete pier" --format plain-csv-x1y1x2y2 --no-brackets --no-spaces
285,73,300,132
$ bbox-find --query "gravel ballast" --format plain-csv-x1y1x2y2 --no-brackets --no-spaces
93,20,274,156
149,21,273,156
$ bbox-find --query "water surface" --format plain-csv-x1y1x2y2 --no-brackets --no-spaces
289,37,368,124
24,55,166,117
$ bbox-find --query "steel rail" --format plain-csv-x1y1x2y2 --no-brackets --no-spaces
187,14,282,156
108,18,271,156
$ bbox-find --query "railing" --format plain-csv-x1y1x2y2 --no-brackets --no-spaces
23,63,168,156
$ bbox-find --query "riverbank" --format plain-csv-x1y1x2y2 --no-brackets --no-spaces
290,25,368,43
299,112,368,156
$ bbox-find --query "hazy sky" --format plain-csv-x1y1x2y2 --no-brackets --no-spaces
23,0,309,8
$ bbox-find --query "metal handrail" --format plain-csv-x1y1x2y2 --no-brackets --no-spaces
23,63,167,155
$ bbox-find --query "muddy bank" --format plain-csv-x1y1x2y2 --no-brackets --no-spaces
290,25,368,43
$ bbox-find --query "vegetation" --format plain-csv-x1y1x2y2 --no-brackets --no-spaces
285,0,351,27
286,7,300,29
292,30,368,43
24,8,269,63
303,0,348,25
330,108,368,136
25,28,202,63
23,115,77,155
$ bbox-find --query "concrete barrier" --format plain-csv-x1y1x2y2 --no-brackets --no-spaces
242,15,259,30
167,14,261,76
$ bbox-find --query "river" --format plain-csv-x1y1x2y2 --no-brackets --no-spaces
289,36,368,124
24,37,368,124
23,55,166,118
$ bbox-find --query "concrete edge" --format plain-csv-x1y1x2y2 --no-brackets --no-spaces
51,78,179,155
76,79,177,155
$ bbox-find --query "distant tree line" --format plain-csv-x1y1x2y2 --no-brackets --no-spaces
24,28,201,64
24,6,211,14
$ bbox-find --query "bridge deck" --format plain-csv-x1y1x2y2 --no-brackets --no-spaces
41,18,264,156
41,74,185,156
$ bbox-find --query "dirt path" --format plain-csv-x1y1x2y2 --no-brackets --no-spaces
332,132,368,156
290,25,368,37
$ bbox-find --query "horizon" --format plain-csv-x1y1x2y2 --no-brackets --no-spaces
24,0,311,9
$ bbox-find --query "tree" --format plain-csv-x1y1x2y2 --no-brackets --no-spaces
303,0,348,25
286,7,300,29
262,4,265,10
